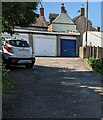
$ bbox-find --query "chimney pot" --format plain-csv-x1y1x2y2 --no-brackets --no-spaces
61,3,67,13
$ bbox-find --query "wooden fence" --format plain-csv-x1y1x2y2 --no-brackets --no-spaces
79,46,103,60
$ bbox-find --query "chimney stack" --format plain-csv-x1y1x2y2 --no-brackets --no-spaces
40,3,44,16
61,3,67,13
80,4,85,16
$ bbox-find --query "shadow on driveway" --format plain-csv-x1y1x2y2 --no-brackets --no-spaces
2,64,103,119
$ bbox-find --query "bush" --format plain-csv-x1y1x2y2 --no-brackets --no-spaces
0,39,14,94
88,57,103,74
2,65,14,94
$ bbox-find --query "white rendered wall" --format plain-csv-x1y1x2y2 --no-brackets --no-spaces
52,24,76,32
83,32,103,47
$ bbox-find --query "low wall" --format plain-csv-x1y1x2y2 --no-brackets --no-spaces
79,46,103,60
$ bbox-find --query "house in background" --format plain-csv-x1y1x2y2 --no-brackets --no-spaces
72,5,96,45
48,3,77,33
31,3,48,31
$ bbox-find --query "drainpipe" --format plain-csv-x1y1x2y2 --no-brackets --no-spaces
85,0,88,47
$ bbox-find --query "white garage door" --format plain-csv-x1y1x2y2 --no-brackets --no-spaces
33,35,56,56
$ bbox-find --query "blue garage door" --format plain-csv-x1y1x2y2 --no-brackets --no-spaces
61,39,76,57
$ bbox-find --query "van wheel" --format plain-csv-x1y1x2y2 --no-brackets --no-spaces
25,63,34,68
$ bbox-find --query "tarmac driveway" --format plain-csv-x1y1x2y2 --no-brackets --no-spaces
2,57,103,119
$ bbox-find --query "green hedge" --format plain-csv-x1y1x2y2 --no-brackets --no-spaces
0,39,14,94
2,65,14,94
88,57,103,74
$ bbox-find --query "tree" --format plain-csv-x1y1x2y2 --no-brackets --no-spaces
2,2,39,35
